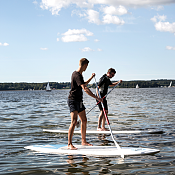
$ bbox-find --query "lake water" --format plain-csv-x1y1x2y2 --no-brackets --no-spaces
0,88,175,175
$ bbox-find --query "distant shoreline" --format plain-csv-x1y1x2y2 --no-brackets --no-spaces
0,79,174,91
0,87,175,92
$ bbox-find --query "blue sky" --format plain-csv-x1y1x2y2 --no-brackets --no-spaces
0,0,175,83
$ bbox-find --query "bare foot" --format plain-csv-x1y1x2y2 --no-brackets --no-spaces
68,144,78,150
82,142,93,146
102,127,109,131
97,127,109,131
97,127,103,131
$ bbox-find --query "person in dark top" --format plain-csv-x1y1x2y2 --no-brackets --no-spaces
96,68,122,131
67,58,103,150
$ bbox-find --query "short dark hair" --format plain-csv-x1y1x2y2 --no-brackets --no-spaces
79,58,89,66
108,68,116,74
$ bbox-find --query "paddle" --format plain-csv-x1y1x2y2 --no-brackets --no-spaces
94,76,124,159
76,81,120,128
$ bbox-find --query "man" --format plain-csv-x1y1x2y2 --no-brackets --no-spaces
96,68,122,131
67,58,103,150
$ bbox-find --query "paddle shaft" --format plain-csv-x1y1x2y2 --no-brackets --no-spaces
94,77,124,158
86,96,105,115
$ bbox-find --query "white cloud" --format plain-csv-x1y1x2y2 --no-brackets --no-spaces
40,0,175,27
57,38,59,41
166,46,175,50
40,0,175,16
155,5,164,11
40,48,48,50
0,42,9,46
61,29,93,42
151,15,175,34
62,34,88,42
151,6,164,11
103,14,125,25
151,14,166,23
71,10,87,17
81,47,94,52
97,48,102,51
94,39,99,42
3,43,9,46
89,0,175,7
33,0,38,5
84,9,125,25
155,21,175,33
103,5,128,15
151,16,158,23
40,0,71,15
40,0,93,15
86,9,101,25
81,47,102,52
62,28,93,36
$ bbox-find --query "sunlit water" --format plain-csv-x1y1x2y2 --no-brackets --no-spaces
0,88,175,175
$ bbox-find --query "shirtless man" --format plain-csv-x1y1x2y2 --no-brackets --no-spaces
96,68,122,131
67,58,103,150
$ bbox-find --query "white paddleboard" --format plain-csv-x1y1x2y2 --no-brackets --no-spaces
43,129,163,134
25,144,160,157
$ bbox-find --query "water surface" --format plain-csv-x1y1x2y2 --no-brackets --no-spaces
0,88,175,174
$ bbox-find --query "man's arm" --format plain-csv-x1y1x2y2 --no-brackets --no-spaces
109,80,122,87
84,73,95,86
96,86,100,97
81,84,103,102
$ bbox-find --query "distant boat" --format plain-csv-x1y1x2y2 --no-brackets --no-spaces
46,82,51,91
136,84,139,89
168,81,172,88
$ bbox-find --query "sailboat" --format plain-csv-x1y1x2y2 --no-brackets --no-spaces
46,82,51,91
136,84,139,89
168,81,172,88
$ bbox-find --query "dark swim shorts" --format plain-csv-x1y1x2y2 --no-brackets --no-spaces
97,98,108,111
67,99,86,113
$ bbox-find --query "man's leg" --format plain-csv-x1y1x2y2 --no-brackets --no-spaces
79,110,92,146
68,111,78,149
97,110,104,130
102,110,109,131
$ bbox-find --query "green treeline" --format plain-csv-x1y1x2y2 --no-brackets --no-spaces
91,80,174,88
0,79,174,91
0,82,71,91
118,80,174,88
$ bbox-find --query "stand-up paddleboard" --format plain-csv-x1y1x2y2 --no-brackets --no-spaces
25,144,160,157
43,129,163,134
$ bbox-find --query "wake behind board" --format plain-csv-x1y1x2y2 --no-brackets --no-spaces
25,144,160,157
43,129,163,134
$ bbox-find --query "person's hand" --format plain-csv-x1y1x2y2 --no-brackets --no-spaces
91,73,95,78
119,80,122,83
96,97,103,103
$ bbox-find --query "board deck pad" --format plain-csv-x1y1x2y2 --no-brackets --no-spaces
25,144,160,157
43,129,163,134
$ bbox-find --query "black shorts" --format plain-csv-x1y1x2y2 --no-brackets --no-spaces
67,99,86,113
97,98,108,111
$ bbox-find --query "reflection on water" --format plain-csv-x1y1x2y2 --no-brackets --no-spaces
0,88,175,174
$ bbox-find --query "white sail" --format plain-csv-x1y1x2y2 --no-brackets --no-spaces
46,82,51,91
136,84,139,88
168,81,172,88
